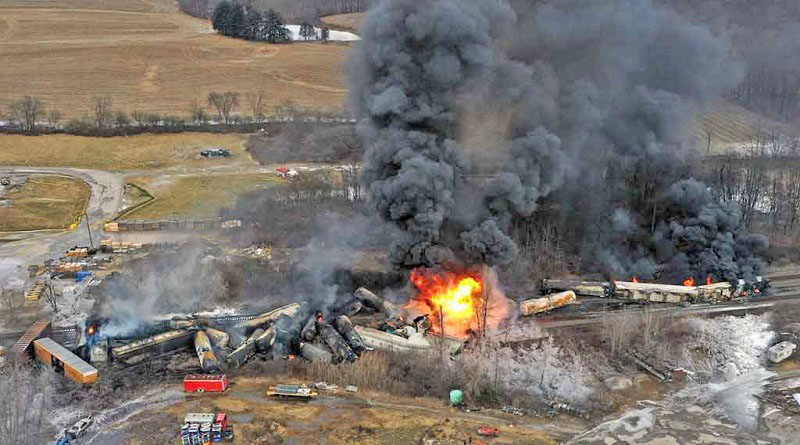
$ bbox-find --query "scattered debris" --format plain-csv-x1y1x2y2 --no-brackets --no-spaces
547,400,589,419
346,385,358,393
628,350,669,382
477,426,499,437
767,341,797,364
311,381,338,392
267,384,318,399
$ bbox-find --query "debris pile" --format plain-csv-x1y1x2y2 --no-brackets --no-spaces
93,286,452,372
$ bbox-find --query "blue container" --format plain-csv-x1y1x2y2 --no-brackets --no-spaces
76,271,92,282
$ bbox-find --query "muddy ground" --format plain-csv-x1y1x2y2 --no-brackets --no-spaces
83,376,586,444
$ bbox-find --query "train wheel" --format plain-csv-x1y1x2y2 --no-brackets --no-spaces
196,388,205,393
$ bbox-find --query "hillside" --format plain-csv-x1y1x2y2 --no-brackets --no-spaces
0,0,350,119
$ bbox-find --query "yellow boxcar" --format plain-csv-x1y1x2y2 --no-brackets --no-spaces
33,338,98,384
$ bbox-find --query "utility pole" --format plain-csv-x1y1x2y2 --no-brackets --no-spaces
84,213,94,249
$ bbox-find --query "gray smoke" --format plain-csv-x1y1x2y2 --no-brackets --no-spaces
352,0,768,283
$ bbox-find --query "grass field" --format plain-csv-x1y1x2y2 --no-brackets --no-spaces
694,100,795,154
0,174,91,231
121,173,281,220
0,0,349,119
321,13,365,32
0,133,252,170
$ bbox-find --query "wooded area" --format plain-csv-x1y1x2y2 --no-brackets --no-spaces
179,0,369,23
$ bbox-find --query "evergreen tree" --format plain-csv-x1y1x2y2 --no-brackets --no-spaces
299,21,316,41
228,4,245,38
211,1,233,35
245,9,262,40
263,9,291,44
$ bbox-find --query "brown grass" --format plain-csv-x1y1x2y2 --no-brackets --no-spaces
0,1,349,119
0,174,91,231
321,13,365,32
693,100,795,154
0,133,252,170
122,173,281,219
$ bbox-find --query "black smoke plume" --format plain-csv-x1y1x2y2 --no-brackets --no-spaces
351,0,767,283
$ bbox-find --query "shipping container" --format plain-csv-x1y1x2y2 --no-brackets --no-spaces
33,337,98,384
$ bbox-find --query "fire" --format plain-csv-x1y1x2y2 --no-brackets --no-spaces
706,275,713,285
87,325,96,336
632,276,639,283
683,277,695,287
406,268,483,337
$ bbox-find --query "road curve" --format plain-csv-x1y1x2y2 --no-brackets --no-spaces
0,167,124,286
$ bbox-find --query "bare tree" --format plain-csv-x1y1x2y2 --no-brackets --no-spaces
48,109,61,128
247,90,266,124
41,280,59,314
9,97,42,133
131,110,148,129
0,288,22,324
114,111,130,128
0,365,55,444
189,100,208,125
93,96,114,129
274,99,297,122
207,91,239,125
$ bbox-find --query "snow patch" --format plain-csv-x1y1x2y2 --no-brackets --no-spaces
678,314,774,378
285,25,360,42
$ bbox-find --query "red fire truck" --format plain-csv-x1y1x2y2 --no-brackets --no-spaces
183,374,229,393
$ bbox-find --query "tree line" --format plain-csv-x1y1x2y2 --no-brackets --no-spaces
179,0,369,24
212,1,330,43
2,93,351,136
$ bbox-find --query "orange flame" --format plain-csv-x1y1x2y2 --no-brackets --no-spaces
632,276,639,283
87,325,96,336
706,275,713,285
683,277,695,287
406,268,483,338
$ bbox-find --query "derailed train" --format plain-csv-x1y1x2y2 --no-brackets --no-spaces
541,276,769,304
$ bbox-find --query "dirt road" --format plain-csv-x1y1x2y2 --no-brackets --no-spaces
0,167,123,286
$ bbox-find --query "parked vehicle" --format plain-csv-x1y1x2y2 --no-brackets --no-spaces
65,415,93,439
276,167,299,179
180,412,232,444
183,374,229,393
201,148,231,158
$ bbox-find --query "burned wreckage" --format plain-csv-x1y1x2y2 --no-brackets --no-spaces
84,287,444,372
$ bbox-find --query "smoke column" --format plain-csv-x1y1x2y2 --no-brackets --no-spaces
351,0,767,283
